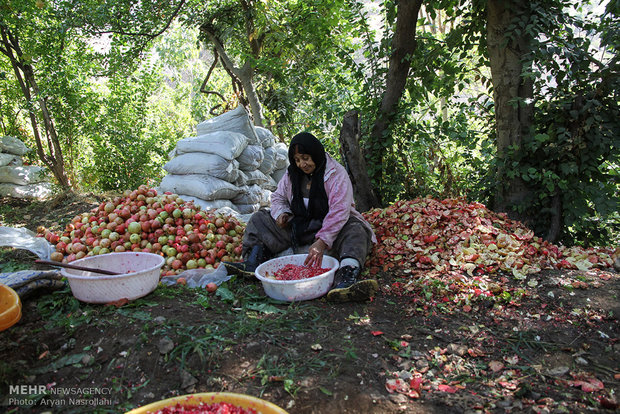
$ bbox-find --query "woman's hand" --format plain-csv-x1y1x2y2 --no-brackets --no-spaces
304,239,328,267
276,212,292,228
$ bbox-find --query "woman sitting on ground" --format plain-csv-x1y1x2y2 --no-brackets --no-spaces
225,132,379,302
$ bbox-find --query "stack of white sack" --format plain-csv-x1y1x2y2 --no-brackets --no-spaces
159,106,289,217
0,136,52,199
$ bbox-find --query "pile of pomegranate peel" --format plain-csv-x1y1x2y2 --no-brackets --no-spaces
362,197,616,279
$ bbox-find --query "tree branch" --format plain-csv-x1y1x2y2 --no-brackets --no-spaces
87,0,186,39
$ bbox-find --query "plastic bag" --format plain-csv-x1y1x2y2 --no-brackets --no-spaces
0,226,54,260
160,264,232,288
259,189,272,207
0,269,65,297
234,170,248,187
212,206,252,223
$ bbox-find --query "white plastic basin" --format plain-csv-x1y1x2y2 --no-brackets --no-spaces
60,252,165,303
255,254,339,302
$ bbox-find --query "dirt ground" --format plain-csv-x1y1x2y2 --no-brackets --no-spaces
0,194,619,414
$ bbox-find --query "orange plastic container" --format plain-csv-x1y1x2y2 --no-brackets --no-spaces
125,392,288,414
0,284,21,331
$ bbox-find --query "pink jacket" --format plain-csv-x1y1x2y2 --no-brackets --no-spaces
270,154,376,248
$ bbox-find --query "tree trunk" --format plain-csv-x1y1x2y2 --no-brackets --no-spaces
368,0,423,202
338,110,380,212
237,62,264,127
486,0,534,223
200,29,264,127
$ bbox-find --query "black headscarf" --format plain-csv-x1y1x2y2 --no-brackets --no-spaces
287,132,329,245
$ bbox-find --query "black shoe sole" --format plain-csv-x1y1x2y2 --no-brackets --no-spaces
326,279,379,303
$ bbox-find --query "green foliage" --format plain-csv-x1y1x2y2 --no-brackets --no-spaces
1,0,202,192
0,0,106,177
501,2,619,245
78,68,162,191
0,247,32,273
357,3,496,203
1,0,617,247
184,0,367,138
76,23,220,192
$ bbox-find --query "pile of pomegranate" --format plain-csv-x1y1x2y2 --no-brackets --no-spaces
38,190,616,280
37,185,244,277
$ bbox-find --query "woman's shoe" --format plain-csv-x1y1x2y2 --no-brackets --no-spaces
326,266,379,302
222,244,265,278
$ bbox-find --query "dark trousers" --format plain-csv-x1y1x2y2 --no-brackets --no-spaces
242,209,373,267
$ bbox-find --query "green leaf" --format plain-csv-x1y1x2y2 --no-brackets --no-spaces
319,386,333,396
32,353,88,374
117,309,152,321
216,287,235,302
245,303,282,314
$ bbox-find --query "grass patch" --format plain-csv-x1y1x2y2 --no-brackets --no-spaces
0,247,35,273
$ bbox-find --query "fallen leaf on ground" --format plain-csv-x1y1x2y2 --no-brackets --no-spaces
488,360,504,372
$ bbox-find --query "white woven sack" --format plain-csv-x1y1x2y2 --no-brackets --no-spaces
0,136,29,156
258,146,276,175
196,106,260,145
175,195,235,212
0,182,52,199
273,143,289,169
234,202,260,215
271,167,287,184
235,170,248,187
0,153,23,167
254,126,276,148
0,165,47,185
262,175,278,191
232,184,262,205
237,145,264,171
164,153,239,182
159,174,241,201
244,170,270,186
175,131,248,160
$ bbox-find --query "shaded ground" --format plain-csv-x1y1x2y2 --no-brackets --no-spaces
0,194,618,413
